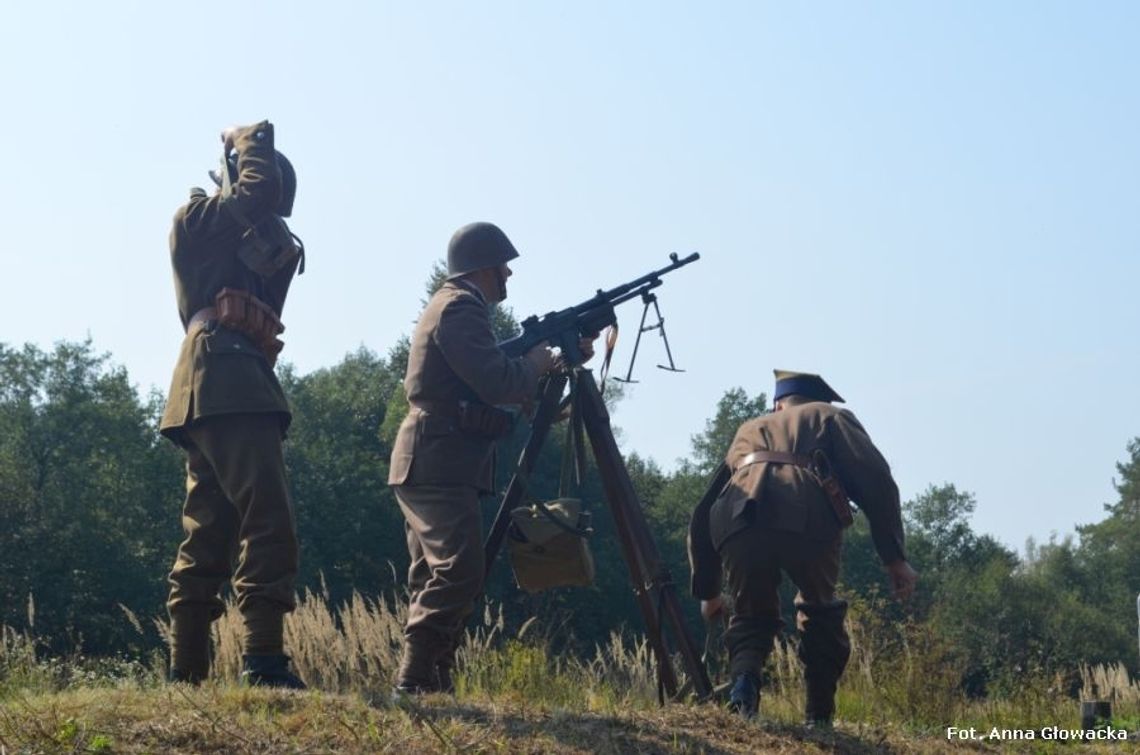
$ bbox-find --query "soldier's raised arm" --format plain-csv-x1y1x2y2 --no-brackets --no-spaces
178,120,287,238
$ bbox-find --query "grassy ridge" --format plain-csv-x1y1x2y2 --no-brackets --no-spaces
1,684,1134,754
1,592,1138,753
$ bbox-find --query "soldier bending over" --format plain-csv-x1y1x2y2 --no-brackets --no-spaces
689,370,918,724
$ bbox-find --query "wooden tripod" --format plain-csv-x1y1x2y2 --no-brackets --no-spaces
484,369,713,701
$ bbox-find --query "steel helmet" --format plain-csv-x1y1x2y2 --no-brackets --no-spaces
446,222,519,279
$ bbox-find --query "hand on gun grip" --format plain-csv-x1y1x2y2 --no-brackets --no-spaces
701,595,726,622
525,342,558,375
578,336,597,363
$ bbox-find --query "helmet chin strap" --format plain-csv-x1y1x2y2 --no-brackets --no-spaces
493,267,507,301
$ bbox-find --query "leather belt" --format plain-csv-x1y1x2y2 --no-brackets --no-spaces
736,448,855,528
736,450,814,471
409,399,462,420
187,306,217,333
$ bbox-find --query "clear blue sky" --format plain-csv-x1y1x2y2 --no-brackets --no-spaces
1,2,1136,552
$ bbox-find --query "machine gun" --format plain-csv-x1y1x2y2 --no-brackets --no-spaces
499,252,699,373
484,251,714,703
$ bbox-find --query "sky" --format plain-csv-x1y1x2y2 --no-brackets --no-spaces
0,1,1136,553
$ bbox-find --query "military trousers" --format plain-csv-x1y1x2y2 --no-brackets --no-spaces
395,484,484,660
719,521,846,679
167,412,299,626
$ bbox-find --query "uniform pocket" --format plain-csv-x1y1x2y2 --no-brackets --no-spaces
204,328,262,358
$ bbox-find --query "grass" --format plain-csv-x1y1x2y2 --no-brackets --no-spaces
1,591,1137,753
0,683,1028,754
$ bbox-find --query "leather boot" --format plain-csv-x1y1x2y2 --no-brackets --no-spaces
723,613,781,720
796,599,850,728
804,673,839,727
240,654,307,690
728,671,760,718
169,608,211,685
393,640,440,695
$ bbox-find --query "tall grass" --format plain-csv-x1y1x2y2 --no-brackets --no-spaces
1083,663,1140,706
208,590,662,709
3,589,1138,732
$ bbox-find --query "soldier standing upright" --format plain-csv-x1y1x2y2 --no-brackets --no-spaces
160,120,306,688
689,370,918,725
388,222,590,695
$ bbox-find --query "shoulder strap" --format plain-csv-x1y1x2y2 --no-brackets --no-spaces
558,372,588,498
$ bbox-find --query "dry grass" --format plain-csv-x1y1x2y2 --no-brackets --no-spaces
0,684,1075,754
1083,663,1140,707
2,591,1139,753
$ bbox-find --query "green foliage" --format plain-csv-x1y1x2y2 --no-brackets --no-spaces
1073,439,1140,666
687,387,767,476
905,483,979,570
1107,438,1140,518
1,286,1138,704
281,348,405,604
0,340,182,653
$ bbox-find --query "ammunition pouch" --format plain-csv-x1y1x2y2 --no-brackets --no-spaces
410,400,515,441
507,498,595,593
235,214,305,278
218,149,305,279
457,401,515,440
213,288,285,366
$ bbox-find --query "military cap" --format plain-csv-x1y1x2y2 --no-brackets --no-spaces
447,222,519,279
773,369,845,403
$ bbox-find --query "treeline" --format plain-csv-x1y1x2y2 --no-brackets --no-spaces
0,286,1136,696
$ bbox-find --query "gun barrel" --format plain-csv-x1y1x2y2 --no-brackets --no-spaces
609,279,663,308
576,252,700,315
499,252,700,358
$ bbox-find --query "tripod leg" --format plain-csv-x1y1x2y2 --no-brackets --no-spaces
575,370,713,701
483,373,569,578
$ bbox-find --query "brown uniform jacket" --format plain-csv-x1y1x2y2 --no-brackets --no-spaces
388,281,541,493
688,402,906,599
159,121,297,442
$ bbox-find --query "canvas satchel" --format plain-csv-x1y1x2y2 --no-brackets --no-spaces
507,497,595,593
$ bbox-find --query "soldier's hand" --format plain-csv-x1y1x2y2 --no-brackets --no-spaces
220,125,244,153
525,342,559,375
886,560,918,602
578,336,597,363
700,596,725,621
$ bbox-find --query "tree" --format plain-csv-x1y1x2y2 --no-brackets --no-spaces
687,388,767,476
281,348,406,605
904,484,982,576
1073,438,1140,671
0,341,183,652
